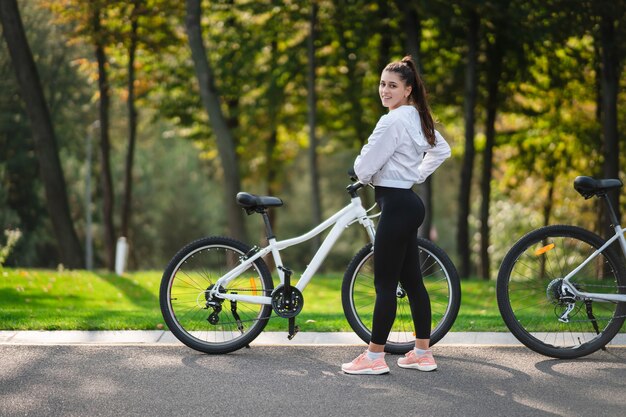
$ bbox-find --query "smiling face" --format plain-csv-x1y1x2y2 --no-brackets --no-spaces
379,70,412,110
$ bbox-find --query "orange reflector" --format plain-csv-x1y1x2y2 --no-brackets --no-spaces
250,277,257,295
535,243,555,256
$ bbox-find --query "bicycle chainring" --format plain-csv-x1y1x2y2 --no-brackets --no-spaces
271,285,304,318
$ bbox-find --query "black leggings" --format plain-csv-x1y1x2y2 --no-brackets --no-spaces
370,186,432,345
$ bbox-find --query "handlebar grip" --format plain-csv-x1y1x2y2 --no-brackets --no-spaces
346,181,365,197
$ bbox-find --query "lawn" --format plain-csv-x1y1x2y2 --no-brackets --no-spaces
0,268,506,332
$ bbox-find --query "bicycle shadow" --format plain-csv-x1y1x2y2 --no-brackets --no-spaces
534,347,626,386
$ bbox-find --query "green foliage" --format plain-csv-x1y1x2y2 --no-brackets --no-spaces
118,120,226,269
1,0,625,273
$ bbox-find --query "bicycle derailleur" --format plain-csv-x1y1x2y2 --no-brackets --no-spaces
271,266,304,340
546,278,603,336
546,278,581,323
204,284,246,335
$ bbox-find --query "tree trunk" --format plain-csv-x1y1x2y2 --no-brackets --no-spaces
542,179,555,228
0,0,84,268
457,9,479,279
92,6,116,270
308,2,322,253
479,33,504,281
399,1,422,74
121,1,140,243
599,9,621,237
334,2,368,147
376,0,392,85
185,0,246,241
265,39,281,236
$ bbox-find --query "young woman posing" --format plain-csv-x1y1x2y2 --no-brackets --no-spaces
342,56,451,375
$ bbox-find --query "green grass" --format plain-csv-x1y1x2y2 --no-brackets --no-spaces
0,268,507,332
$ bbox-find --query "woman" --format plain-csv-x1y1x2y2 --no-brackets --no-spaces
342,56,451,375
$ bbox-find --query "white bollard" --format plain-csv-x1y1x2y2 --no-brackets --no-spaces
115,237,128,276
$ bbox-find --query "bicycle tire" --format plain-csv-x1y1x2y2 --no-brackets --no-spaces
497,225,626,359
160,236,274,354
342,239,461,354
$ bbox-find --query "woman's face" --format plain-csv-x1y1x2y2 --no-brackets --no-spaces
379,70,411,110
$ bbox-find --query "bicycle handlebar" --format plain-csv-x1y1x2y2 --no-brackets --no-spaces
346,180,368,198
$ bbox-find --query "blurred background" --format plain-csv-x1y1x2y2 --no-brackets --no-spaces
0,0,624,280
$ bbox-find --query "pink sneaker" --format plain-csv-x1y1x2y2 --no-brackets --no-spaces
397,349,438,371
341,351,390,375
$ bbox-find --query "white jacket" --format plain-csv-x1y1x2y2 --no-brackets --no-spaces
354,105,451,188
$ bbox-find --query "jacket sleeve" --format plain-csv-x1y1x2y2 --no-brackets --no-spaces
353,115,400,184
416,130,451,184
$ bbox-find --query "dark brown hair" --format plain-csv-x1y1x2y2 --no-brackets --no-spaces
384,56,436,146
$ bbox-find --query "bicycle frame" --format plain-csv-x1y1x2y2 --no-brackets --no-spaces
561,222,626,303
206,192,377,306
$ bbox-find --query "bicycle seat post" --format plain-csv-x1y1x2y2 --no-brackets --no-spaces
600,193,621,228
260,210,275,241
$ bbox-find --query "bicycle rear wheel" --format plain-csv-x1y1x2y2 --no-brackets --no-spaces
497,225,626,359
342,240,461,354
160,236,274,354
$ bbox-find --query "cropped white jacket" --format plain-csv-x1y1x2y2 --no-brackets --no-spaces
354,105,451,189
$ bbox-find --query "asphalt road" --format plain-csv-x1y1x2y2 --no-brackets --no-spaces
1,345,625,417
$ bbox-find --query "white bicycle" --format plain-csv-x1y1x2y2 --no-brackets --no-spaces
160,180,461,354
497,176,626,359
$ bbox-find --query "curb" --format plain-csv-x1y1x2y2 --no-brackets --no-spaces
1,330,625,347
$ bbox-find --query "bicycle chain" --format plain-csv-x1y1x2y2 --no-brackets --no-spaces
577,284,626,289
206,316,272,327
217,288,273,294
564,314,626,323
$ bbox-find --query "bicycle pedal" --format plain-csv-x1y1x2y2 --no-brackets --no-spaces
287,326,300,340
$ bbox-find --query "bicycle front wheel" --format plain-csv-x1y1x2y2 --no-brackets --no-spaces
497,225,626,359
160,236,274,354
342,240,461,354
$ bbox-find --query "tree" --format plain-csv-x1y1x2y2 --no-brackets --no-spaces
308,2,322,252
0,0,83,268
457,5,479,279
92,2,116,270
479,18,504,280
595,1,624,236
185,0,246,241
120,0,140,241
